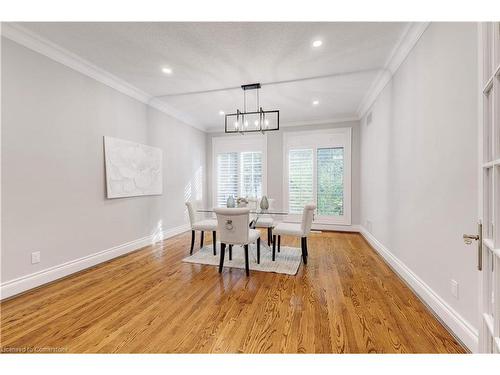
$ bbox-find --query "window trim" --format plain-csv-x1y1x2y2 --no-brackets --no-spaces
282,128,352,225
212,135,267,207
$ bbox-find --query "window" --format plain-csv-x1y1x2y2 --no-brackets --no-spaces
213,136,267,207
283,128,351,225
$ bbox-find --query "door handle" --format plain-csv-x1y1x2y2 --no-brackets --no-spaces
463,234,479,244
463,222,482,271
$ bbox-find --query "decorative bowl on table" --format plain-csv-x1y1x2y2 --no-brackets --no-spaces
236,197,248,208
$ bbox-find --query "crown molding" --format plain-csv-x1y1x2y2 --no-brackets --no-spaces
1,23,205,131
147,98,205,131
280,116,360,128
356,22,430,118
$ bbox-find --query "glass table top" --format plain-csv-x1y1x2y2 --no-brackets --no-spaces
197,208,288,215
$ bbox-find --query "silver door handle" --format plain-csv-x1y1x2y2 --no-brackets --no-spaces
462,222,482,271
463,234,479,244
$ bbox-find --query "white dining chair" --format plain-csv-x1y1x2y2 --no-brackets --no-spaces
214,207,261,276
272,203,316,264
185,201,217,256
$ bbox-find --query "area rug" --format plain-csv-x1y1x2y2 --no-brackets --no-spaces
182,243,302,275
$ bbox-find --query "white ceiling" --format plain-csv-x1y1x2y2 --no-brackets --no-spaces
20,22,410,131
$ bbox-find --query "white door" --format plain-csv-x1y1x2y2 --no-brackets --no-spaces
476,22,500,353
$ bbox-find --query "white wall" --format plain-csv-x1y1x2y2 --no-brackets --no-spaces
360,23,479,348
206,120,361,225
1,38,206,286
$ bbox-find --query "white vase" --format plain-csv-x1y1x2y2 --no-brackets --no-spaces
260,196,269,210
227,195,235,208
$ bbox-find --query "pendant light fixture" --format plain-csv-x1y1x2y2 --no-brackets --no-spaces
224,83,279,134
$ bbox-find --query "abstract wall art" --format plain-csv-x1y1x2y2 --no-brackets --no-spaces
104,136,163,198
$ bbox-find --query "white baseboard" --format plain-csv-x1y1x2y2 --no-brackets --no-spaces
281,219,361,233
312,223,361,232
0,223,190,300
359,226,479,352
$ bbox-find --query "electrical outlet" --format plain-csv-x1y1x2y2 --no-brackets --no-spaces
450,279,459,299
31,251,41,264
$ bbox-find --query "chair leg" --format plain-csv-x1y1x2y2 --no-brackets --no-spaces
200,231,204,249
267,228,272,246
278,235,281,253
272,235,276,261
212,231,217,256
229,245,233,260
257,238,261,264
244,244,250,276
301,237,308,265
304,237,308,257
190,230,195,255
219,243,226,273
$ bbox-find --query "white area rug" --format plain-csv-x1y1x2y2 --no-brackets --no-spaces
182,243,302,275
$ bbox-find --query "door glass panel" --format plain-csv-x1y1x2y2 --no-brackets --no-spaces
494,22,500,71
484,90,493,162
317,147,344,216
495,80,500,160
495,166,500,246
483,23,493,84
484,168,493,239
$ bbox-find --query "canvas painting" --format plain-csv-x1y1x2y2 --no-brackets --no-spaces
104,136,163,198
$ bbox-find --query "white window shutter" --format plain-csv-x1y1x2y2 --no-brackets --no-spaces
288,148,313,214
216,152,238,207
216,151,263,206
240,151,262,198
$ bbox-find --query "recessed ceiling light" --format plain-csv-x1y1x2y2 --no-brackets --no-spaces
162,67,173,75
312,40,323,48
219,110,225,115
312,100,319,106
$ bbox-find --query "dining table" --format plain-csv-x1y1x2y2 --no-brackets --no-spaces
196,208,289,252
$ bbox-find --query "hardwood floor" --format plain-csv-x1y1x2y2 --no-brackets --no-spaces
0,231,466,353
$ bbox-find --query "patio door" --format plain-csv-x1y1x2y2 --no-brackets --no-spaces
477,22,500,353
283,128,351,226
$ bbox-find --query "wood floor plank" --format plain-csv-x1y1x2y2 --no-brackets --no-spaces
0,231,466,353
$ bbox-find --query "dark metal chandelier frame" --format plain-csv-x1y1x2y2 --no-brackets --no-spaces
224,83,279,134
